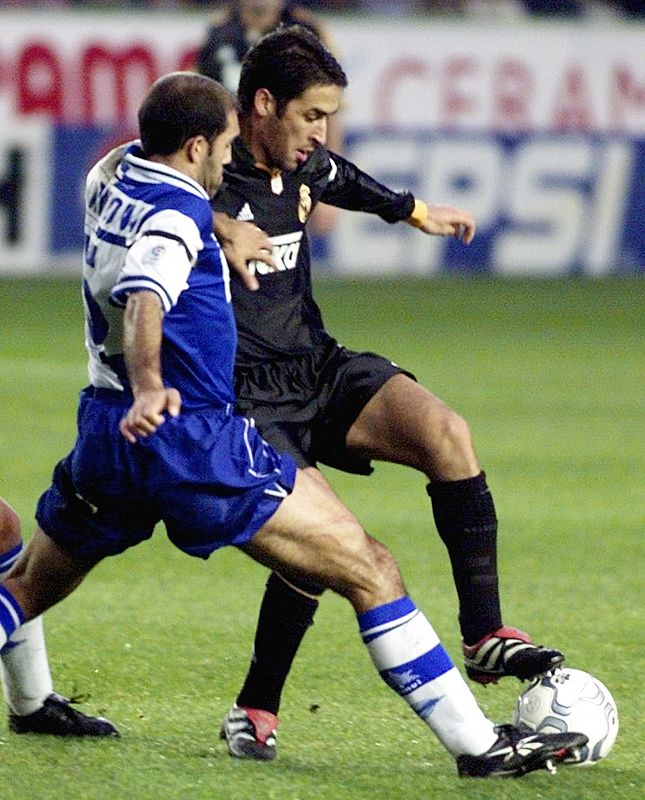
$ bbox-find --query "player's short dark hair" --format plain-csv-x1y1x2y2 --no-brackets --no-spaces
238,25,347,117
138,72,237,156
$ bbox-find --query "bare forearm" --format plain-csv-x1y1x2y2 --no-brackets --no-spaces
123,290,164,394
120,290,181,442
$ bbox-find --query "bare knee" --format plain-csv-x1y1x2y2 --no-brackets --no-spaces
246,470,406,613
425,407,479,480
438,408,472,457
348,377,479,480
0,499,22,551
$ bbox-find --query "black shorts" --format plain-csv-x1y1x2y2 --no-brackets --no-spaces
234,340,414,474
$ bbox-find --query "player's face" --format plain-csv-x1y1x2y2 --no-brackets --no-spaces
262,84,343,172
240,0,284,13
202,109,239,197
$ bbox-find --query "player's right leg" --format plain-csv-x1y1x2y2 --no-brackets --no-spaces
0,499,117,736
347,373,564,682
238,470,586,777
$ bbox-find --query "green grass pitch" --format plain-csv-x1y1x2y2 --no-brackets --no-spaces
0,276,642,799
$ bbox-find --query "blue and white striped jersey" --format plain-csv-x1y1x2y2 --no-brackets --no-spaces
82,141,236,410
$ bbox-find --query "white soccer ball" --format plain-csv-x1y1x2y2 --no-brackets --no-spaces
514,668,619,765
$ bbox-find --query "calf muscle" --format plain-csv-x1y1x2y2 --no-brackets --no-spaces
244,471,405,612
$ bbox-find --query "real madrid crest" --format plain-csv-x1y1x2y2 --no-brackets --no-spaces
270,169,284,195
298,184,312,224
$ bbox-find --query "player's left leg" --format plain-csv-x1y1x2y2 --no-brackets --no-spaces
345,374,564,684
0,501,118,736
223,466,325,751
242,470,500,754
220,569,319,759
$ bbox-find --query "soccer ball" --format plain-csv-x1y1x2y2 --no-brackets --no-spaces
514,668,619,765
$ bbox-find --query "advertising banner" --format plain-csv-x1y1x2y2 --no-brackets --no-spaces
0,11,643,275
335,130,644,275
333,20,645,134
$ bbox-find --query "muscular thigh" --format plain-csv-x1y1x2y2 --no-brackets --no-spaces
5,527,97,619
346,373,463,473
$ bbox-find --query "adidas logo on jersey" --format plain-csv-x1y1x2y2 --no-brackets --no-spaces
236,203,255,222
249,231,303,276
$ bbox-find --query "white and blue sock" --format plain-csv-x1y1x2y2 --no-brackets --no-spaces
0,584,25,649
358,596,497,757
1,546,53,715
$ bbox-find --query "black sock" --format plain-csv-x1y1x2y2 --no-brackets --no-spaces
236,572,320,715
427,472,502,645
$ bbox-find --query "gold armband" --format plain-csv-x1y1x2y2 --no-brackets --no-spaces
407,199,429,229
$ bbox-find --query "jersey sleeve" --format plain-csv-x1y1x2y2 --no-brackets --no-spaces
110,209,203,312
319,151,416,223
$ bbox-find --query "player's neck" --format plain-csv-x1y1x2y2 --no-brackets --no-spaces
147,152,200,186
239,120,277,175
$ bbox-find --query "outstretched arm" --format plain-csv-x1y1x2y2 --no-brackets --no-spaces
321,153,475,244
119,290,181,443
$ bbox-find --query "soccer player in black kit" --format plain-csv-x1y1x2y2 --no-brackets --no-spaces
213,26,565,761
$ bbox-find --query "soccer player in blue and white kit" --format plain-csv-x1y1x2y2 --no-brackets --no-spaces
0,72,585,778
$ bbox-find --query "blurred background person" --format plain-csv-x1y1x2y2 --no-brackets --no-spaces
196,1,342,238
197,1,332,91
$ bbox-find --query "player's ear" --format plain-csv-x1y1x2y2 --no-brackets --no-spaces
254,88,276,118
185,135,207,164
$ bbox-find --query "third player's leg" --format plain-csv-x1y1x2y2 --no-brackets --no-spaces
2,527,98,621
345,373,480,481
0,499,22,553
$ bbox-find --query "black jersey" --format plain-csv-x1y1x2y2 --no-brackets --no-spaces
214,138,415,368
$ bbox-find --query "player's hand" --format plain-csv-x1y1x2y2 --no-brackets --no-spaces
119,388,182,443
417,204,476,244
213,213,275,291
